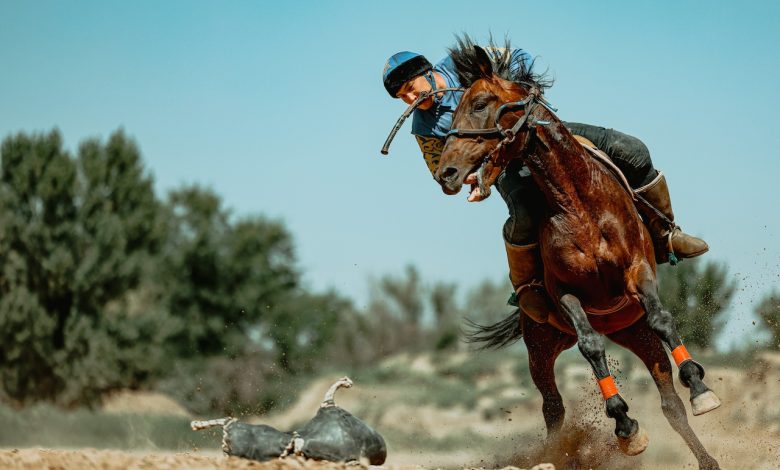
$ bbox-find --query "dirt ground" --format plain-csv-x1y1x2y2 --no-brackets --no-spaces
0,449,557,470
1,352,779,469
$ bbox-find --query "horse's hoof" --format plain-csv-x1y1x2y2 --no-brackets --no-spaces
691,390,721,416
617,426,649,456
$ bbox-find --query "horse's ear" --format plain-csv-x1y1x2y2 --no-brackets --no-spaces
473,45,493,78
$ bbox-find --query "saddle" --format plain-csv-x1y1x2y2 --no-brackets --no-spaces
572,135,635,200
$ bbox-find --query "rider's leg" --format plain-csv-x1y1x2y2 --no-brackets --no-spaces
564,122,657,187
635,172,709,263
496,161,551,323
563,122,708,263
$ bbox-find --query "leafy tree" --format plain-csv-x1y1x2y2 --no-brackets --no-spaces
755,291,780,349
160,186,299,358
0,129,164,405
657,259,737,349
265,290,350,373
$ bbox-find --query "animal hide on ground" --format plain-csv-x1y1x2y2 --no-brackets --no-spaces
191,377,387,465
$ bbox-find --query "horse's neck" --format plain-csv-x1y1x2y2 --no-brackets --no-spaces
514,119,597,214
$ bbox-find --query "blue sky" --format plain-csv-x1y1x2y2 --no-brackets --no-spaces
1,1,778,350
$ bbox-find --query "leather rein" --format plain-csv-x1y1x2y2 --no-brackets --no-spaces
380,87,465,155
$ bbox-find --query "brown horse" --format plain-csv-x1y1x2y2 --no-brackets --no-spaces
434,40,721,469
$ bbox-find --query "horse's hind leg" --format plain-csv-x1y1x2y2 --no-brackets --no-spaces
635,265,721,415
523,315,576,438
608,318,720,470
558,293,648,455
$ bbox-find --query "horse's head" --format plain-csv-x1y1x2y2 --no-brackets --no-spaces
434,43,539,200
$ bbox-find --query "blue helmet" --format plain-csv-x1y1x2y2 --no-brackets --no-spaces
382,51,433,97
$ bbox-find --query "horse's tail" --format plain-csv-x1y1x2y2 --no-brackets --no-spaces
462,309,523,350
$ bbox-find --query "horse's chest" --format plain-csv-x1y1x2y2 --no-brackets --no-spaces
542,213,626,273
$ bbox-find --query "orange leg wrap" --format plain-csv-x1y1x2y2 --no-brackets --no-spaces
597,375,619,400
671,345,692,367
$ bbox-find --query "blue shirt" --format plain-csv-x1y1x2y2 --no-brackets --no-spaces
410,49,532,174
411,55,464,139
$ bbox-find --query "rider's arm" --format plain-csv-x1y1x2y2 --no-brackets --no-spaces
414,135,445,177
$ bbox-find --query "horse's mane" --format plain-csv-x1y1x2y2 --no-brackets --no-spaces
448,34,553,90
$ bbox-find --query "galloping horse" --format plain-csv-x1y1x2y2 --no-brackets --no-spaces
434,39,721,469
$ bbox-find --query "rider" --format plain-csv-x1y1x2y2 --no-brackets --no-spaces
382,48,709,322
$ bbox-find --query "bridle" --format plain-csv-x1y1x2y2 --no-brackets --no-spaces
379,79,556,197
446,86,544,139
444,85,557,197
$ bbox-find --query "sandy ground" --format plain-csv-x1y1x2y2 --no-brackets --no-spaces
0,449,370,470
0,449,556,470
245,353,780,469
2,352,779,469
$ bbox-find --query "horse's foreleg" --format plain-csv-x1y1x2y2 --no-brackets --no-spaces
636,266,721,416
608,318,720,470
523,316,576,438
558,293,647,455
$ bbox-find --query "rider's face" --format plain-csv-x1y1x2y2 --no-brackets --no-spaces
396,75,434,110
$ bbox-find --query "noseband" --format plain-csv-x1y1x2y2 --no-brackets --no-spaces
444,86,557,198
447,86,556,149
446,92,538,139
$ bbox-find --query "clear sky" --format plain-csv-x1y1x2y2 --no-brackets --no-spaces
1,0,779,350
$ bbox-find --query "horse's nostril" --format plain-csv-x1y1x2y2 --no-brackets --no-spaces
442,167,458,181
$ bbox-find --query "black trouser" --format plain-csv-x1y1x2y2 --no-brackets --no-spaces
496,122,658,245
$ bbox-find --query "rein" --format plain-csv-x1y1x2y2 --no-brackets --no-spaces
380,87,465,155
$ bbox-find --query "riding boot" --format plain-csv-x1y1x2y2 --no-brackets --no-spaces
635,171,709,264
505,239,552,323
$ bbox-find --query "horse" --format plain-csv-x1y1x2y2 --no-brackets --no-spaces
433,39,721,469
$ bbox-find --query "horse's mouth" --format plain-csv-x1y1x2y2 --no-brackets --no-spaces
442,159,487,200
464,171,479,198
439,154,491,200
464,158,490,201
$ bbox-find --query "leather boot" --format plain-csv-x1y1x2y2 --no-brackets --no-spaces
635,171,709,264
505,239,551,323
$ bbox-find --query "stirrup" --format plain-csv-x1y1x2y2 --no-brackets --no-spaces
666,230,679,266
507,280,544,306
510,281,549,324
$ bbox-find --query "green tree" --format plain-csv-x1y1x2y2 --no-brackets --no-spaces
657,259,737,349
755,291,780,349
265,290,351,373
157,188,357,411
0,129,164,405
160,186,299,357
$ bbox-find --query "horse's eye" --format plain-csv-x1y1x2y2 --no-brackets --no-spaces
474,101,487,112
